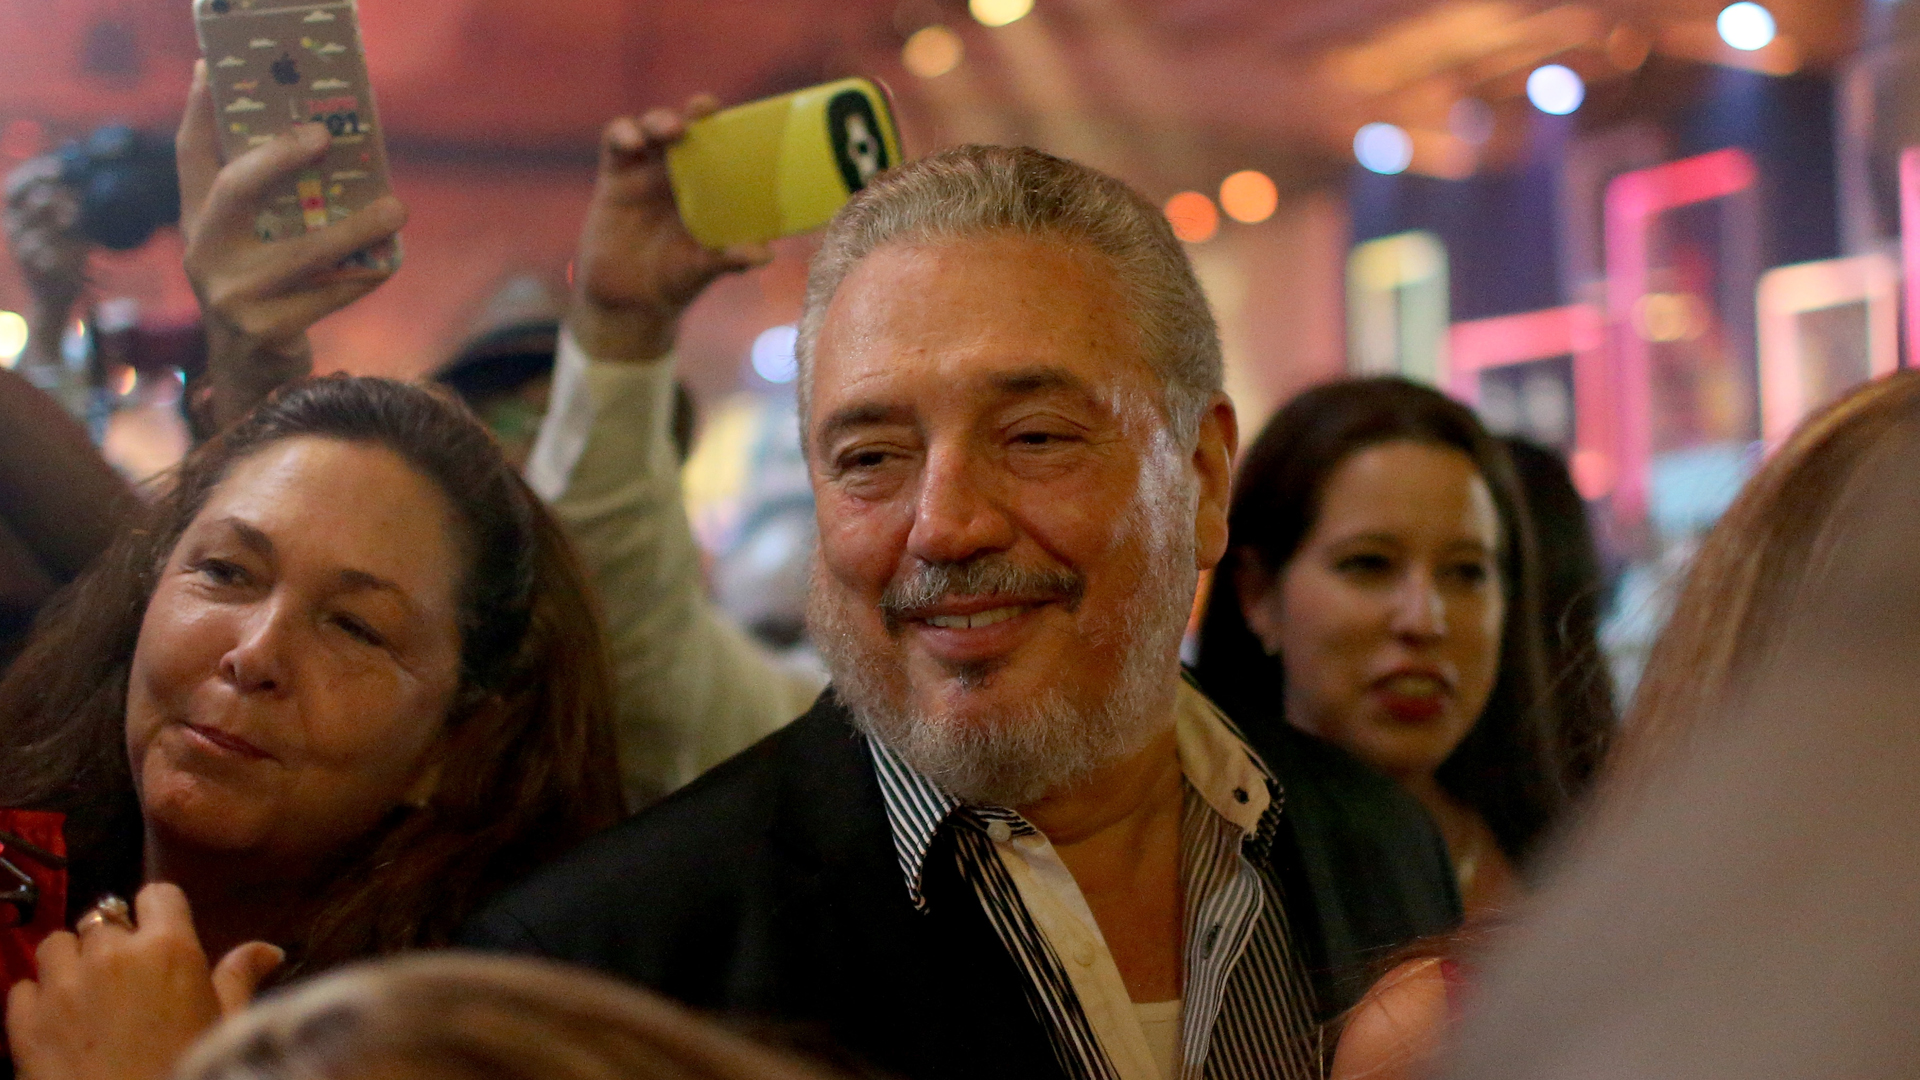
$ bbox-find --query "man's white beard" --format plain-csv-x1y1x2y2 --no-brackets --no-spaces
807,499,1196,808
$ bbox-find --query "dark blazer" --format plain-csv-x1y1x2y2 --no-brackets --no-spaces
460,688,1460,1080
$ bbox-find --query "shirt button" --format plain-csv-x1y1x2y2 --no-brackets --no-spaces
1072,939,1097,966
986,820,1013,844
1233,787,1250,804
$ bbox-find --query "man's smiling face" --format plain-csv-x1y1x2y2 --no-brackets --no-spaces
803,232,1208,803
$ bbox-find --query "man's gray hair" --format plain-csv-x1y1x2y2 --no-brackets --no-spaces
795,145,1223,447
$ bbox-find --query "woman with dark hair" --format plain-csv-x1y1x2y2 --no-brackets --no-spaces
1501,437,1616,788
1195,377,1583,919
0,376,623,1077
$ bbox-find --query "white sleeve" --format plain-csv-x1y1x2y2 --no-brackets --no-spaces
528,331,827,807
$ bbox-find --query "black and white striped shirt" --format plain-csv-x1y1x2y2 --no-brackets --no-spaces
866,681,1324,1080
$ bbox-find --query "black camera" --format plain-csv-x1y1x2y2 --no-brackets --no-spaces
55,125,181,252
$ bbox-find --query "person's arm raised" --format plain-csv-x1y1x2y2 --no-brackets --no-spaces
567,99,770,363
175,60,407,433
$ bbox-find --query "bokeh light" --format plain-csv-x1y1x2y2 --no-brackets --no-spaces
1717,2,1776,51
970,0,1034,28
1353,123,1413,175
1164,192,1219,243
903,25,963,78
0,312,26,367
751,325,799,385
1526,64,1585,116
1219,170,1278,224
1449,98,1496,145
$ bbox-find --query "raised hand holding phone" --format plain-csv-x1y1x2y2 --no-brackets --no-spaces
569,99,773,365
176,59,406,431
666,78,901,250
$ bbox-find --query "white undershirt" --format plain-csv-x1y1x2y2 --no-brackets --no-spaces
1136,999,1184,1079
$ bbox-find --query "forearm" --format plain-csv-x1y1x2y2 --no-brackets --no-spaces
529,334,822,800
0,366,132,579
200,323,312,433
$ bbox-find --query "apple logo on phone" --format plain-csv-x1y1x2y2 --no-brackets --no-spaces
272,53,301,86
827,90,889,194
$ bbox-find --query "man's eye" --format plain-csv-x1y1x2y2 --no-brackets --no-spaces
1012,431,1064,446
842,449,891,470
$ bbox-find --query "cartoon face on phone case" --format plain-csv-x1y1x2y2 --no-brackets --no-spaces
194,0,399,271
667,78,904,250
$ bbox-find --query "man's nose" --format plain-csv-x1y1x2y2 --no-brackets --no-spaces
906,445,1014,565
218,600,293,695
1388,569,1446,643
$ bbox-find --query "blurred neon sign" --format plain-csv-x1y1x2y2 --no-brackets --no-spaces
1756,254,1898,446
1449,304,1613,498
1604,147,1760,523
1348,230,1449,388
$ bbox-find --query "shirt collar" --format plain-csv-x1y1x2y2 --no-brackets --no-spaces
864,677,1281,911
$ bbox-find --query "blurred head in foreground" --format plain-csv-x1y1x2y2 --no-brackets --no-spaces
1613,369,1920,797
1427,370,1920,1079
176,953,847,1080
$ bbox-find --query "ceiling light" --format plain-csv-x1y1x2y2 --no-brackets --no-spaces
1526,64,1585,116
902,25,963,78
1717,3,1776,51
1449,98,1495,145
969,0,1033,28
1164,192,1219,243
751,325,799,385
1219,171,1278,224
1354,123,1413,176
0,312,25,367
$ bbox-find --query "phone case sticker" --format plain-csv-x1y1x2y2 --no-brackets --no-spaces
828,90,890,193
197,0,396,268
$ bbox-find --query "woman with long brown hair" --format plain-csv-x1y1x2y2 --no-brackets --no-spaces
0,376,622,1076
1194,378,1592,919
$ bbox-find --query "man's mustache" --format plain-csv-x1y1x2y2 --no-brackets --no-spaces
878,557,1085,629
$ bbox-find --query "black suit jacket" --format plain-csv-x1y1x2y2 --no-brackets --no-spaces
460,688,1459,1080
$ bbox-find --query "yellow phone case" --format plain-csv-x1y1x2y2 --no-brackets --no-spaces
667,78,903,250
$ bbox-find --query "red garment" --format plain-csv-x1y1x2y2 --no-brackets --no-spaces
0,810,67,989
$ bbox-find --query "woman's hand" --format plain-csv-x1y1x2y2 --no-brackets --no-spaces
176,59,407,432
5,884,284,1080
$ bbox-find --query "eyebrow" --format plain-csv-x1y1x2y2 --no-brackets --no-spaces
813,365,1098,450
216,517,416,610
225,518,275,558
1333,531,1496,555
816,402,912,450
989,366,1094,399
336,567,414,606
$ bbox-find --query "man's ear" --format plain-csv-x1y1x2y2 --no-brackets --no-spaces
1192,393,1238,572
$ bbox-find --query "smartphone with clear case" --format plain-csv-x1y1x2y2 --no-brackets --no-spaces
193,0,399,271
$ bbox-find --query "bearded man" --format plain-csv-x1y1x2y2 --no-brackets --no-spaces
463,103,1460,1080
